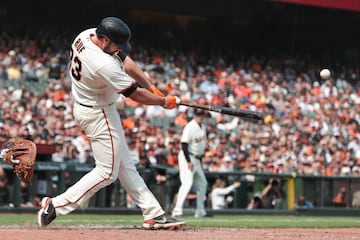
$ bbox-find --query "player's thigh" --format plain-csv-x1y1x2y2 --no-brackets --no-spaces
194,167,207,186
178,159,193,184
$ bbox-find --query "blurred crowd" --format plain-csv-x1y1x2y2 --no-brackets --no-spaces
0,31,359,181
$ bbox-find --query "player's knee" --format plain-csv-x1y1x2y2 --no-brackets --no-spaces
96,168,118,184
108,173,118,183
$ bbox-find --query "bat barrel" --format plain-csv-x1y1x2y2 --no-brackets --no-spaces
180,103,264,124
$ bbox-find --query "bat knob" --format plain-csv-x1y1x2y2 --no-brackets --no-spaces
175,96,181,105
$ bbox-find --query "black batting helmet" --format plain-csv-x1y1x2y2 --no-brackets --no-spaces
96,17,132,53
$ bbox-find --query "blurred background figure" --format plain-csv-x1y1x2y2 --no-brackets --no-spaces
352,191,360,208
218,155,235,172
261,178,286,209
210,178,241,210
19,180,34,207
247,192,266,210
0,166,11,207
136,154,167,209
332,187,348,207
294,195,314,209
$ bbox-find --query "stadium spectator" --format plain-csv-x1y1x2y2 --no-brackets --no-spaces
294,195,314,209
332,187,348,207
352,190,360,208
210,178,241,210
83,145,95,166
128,140,140,165
0,166,10,207
47,57,62,82
52,143,65,162
247,192,266,210
63,137,78,161
261,178,286,209
19,180,34,207
136,153,167,209
218,154,235,172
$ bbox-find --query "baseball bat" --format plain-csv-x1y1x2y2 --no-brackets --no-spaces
179,102,264,123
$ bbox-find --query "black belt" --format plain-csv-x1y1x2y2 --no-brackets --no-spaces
190,153,204,159
77,102,93,108
76,102,113,108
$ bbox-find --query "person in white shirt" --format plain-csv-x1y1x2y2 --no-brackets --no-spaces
210,178,241,210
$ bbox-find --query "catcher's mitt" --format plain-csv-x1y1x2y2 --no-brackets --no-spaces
0,137,37,182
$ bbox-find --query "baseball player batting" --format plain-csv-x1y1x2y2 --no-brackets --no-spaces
37,16,184,230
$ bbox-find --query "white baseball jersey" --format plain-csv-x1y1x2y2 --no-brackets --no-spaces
51,28,164,220
211,185,237,210
180,119,206,157
69,28,132,106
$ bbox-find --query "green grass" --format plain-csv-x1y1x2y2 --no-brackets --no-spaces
1,213,360,228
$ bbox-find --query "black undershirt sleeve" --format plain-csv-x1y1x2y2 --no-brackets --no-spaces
134,82,143,88
181,143,191,163
122,82,138,97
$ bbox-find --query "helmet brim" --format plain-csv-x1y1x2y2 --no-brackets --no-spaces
117,42,132,54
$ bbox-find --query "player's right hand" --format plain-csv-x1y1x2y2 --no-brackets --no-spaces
150,85,164,97
163,96,180,109
187,162,194,171
233,182,241,188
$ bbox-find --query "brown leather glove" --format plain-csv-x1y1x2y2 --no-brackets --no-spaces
0,137,37,182
163,96,180,109
150,85,164,97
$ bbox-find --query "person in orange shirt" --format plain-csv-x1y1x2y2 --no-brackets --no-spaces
52,84,66,101
311,81,321,97
210,91,225,106
174,111,188,127
332,187,347,207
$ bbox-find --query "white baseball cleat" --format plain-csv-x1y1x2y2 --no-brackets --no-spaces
143,214,185,230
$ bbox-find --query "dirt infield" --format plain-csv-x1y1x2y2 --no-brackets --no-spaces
1,226,359,240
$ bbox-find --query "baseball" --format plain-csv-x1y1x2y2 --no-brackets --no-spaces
320,68,331,80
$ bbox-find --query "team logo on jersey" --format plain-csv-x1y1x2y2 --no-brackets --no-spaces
195,137,204,143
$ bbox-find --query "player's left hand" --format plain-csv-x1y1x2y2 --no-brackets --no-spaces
163,96,180,109
150,85,164,97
